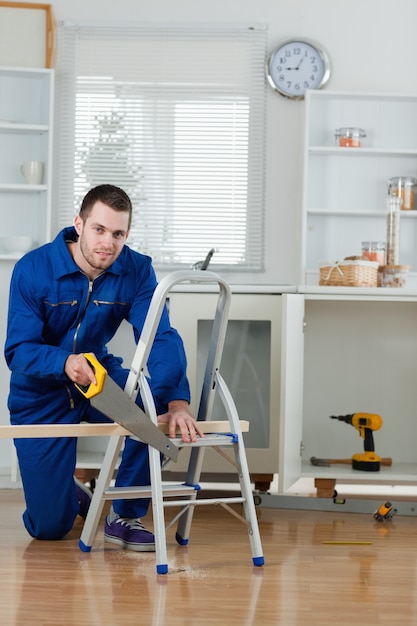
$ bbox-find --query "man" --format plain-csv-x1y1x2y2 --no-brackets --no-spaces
5,184,203,551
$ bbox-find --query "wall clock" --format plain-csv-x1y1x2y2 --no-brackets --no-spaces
266,38,330,100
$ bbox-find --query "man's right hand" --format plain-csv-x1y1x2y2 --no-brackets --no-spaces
64,353,97,387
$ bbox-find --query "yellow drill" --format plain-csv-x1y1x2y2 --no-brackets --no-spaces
330,413,383,471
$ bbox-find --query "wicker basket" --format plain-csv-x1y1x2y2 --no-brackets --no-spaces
319,259,378,287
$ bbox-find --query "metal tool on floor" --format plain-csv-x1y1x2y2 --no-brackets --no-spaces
329,413,385,471
310,456,392,467
374,501,398,521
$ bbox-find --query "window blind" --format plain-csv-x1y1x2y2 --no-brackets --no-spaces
55,23,267,271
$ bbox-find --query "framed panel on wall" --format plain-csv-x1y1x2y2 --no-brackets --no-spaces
0,2,55,68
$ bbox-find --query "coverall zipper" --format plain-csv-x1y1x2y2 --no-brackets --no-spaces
72,277,94,353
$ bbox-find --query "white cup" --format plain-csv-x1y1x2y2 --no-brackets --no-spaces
21,161,44,185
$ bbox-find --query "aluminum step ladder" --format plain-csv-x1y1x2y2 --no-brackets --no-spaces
79,270,264,574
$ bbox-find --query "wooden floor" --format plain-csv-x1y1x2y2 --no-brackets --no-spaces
2,489,417,625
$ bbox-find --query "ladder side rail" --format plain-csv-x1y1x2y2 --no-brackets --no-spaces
195,281,231,423
125,270,230,400
139,370,169,574
175,279,231,543
215,371,264,565
79,435,125,552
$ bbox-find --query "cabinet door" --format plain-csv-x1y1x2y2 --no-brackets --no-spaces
167,292,281,475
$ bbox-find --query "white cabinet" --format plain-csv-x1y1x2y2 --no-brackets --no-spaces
279,292,417,493
165,290,282,479
278,91,417,497
0,66,54,257
302,91,417,288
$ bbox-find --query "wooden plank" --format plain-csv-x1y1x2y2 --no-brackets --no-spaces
0,420,249,439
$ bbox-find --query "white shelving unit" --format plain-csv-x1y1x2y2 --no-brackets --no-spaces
277,90,417,497
0,66,54,258
302,90,417,287
0,66,54,480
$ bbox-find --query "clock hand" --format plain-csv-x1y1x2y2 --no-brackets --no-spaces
296,57,305,70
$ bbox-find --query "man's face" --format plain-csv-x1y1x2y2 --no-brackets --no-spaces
73,201,130,278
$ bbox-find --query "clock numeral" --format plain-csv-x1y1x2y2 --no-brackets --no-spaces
293,47,301,55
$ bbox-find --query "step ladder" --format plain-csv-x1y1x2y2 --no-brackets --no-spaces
78,270,265,574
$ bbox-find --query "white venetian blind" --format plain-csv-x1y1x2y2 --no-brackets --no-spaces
55,23,267,270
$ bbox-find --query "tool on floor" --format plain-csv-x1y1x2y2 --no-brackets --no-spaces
373,501,397,521
310,456,392,467
75,353,178,462
329,413,384,471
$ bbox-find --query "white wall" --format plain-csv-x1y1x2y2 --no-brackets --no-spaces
52,0,417,285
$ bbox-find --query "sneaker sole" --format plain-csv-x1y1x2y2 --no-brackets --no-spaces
104,533,156,552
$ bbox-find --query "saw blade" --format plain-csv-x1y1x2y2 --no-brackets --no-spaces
90,375,178,462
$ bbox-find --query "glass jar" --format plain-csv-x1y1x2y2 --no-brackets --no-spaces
361,241,385,265
381,264,409,288
387,176,417,210
335,127,366,148
386,196,401,266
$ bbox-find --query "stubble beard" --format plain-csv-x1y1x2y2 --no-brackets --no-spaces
79,233,115,273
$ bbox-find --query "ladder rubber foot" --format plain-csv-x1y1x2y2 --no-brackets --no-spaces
253,556,265,567
156,564,168,575
79,539,92,553
175,532,189,546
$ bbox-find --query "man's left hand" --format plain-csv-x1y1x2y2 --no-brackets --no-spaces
158,400,204,443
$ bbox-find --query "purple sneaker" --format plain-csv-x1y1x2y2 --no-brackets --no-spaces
74,477,92,520
104,516,155,552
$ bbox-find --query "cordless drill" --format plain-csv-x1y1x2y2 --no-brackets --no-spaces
330,413,383,471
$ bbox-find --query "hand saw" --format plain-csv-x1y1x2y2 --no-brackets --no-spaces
75,353,178,462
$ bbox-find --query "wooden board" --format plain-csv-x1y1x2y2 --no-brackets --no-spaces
0,420,249,439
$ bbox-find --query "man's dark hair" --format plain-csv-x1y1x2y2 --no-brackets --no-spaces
79,184,132,229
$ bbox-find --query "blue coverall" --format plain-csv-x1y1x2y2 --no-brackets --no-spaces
4,226,190,540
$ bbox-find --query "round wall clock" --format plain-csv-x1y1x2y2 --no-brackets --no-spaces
266,38,331,100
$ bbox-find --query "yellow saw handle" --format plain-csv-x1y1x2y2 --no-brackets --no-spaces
75,353,107,399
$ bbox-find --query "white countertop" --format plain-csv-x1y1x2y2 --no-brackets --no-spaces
171,282,417,299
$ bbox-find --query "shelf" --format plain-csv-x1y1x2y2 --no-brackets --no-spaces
0,183,47,192
300,284,417,300
301,461,417,485
0,253,29,261
0,122,49,133
309,146,417,157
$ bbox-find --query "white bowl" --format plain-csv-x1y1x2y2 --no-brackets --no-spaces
0,236,33,254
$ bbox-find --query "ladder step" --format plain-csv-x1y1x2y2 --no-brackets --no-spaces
102,483,199,501
172,433,238,448
163,497,246,507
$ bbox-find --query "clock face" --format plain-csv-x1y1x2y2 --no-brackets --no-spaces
267,39,330,100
